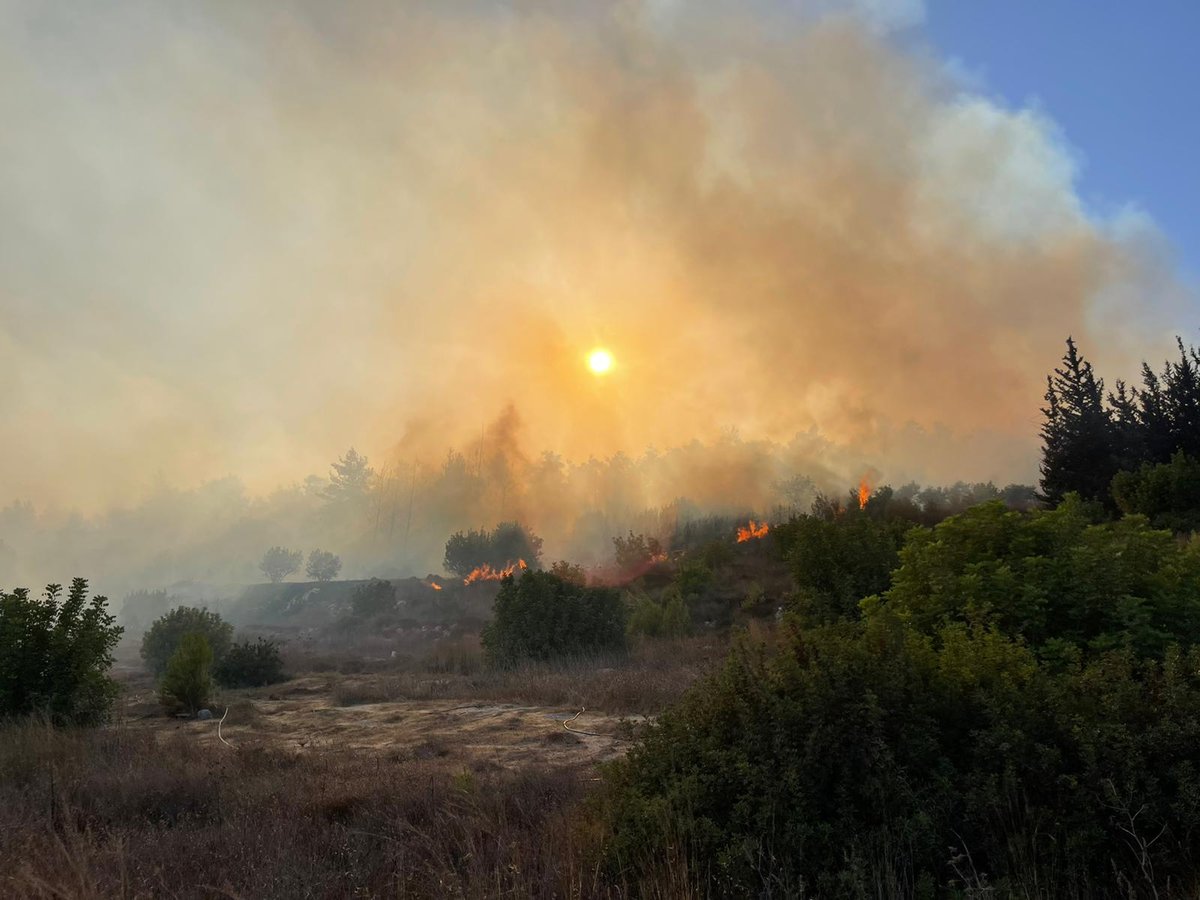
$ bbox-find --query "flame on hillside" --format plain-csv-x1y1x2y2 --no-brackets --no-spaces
427,581,442,591
858,475,872,510
737,520,770,543
463,559,528,585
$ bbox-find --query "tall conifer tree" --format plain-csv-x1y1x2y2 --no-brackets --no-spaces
1039,337,1118,507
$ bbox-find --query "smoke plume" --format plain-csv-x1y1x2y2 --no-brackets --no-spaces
0,1,1191,591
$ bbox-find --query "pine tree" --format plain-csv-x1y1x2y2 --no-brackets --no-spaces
1039,337,1118,508
1163,337,1200,459
1108,379,1145,473
1136,361,1174,464
323,448,374,503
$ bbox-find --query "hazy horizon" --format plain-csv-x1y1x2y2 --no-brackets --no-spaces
2,0,1194,527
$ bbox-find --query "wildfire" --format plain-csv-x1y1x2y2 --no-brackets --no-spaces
463,558,528,585
858,475,872,510
427,581,442,591
736,520,770,543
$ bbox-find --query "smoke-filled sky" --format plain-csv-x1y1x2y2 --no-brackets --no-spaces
1,0,1195,514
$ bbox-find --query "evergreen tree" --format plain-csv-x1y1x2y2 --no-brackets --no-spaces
1136,361,1175,463
1163,337,1200,459
323,448,374,503
1108,379,1145,472
1039,337,1118,508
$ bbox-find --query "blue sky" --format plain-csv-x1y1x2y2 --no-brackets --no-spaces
923,1,1199,281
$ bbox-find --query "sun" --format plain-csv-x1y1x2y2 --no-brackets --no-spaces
587,347,614,375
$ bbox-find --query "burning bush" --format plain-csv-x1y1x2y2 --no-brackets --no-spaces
481,570,625,666
444,522,543,579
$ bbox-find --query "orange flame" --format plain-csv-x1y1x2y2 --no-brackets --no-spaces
463,558,528,585
427,581,442,591
857,475,871,509
736,520,770,543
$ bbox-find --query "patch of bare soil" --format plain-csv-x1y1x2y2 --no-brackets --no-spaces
120,675,636,770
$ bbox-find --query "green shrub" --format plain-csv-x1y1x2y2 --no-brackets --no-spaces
481,570,626,665
605,613,1200,896
159,632,213,715
0,578,122,725
213,638,286,688
349,578,397,618
777,508,910,624
549,560,588,585
604,500,1200,896
141,606,233,676
870,496,1200,658
1112,451,1200,534
628,589,690,639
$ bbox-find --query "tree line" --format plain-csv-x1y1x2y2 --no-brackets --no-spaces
1041,335,1200,521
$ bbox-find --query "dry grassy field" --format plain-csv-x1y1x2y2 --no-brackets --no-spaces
0,637,726,899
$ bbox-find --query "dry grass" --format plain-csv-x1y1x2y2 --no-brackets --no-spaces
0,719,696,900
323,635,725,715
0,635,729,898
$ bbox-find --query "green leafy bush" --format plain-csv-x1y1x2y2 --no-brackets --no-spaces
776,508,910,624
213,638,286,688
0,578,122,725
1112,451,1200,534
604,501,1200,896
627,589,690,639
482,570,626,665
159,632,213,715
141,607,233,676
871,496,1200,658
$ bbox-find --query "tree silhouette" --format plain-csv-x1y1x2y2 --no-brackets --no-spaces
305,549,342,582
1039,337,1118,507
259,546,302,583
323,448,374,503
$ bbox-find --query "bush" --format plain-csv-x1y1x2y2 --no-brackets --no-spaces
159,633,213,715
870,496,1200,658
603,501,1200,896
444,522,544,577
1112,451,1200,534
482,570,626,666
612,531,665,574
0,579,122,725
214,638,286,688
141,607,233,676
349,578,397,618
775,507,910,624
305,549,342,582
549,560,588,585
628,589,690,639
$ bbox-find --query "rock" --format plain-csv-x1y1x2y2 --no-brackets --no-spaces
196,708,213,720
